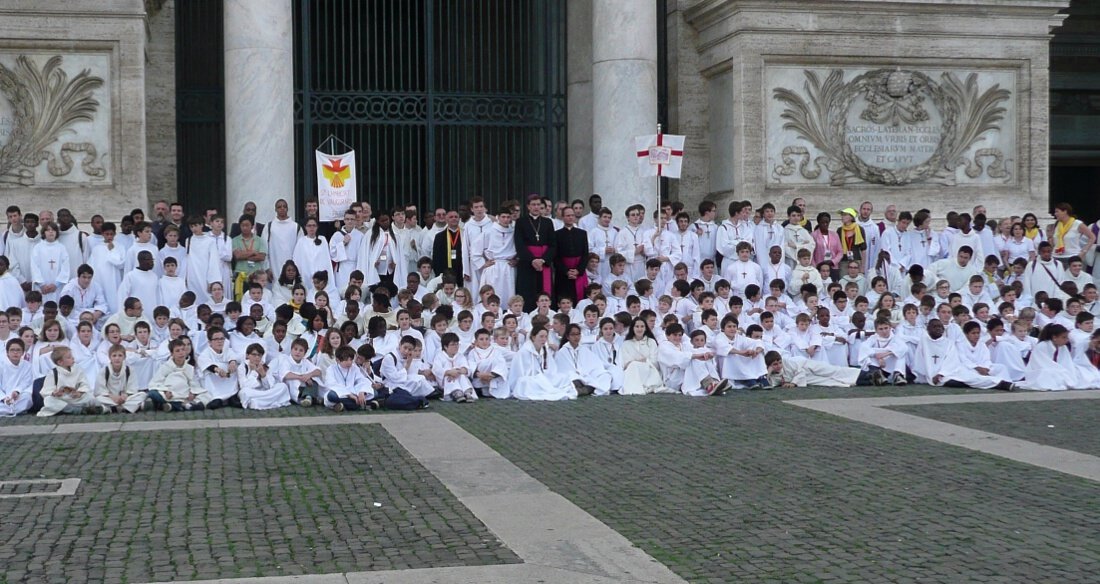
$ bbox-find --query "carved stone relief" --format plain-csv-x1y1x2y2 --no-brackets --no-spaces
765,65,1017,187
0,53,111,187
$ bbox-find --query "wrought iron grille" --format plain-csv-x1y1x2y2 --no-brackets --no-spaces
293,0,567,216
175,0,226,215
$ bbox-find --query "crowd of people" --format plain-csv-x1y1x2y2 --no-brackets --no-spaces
1,192,1099,418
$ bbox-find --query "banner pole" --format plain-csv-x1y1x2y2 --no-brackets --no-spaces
656,123,662,229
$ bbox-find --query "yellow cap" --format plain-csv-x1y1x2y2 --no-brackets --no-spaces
839,208,857,218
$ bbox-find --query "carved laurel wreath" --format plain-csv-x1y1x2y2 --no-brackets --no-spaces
772,68,1011,186
0,55,105,185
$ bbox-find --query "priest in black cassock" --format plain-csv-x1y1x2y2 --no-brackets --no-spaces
515,195,557,311
432,210,464,280
554,207,589,306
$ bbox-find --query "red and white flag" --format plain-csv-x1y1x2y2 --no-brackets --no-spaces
635,133,685,178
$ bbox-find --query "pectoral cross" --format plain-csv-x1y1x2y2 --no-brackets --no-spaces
741,271,748,279
48,259,56,271
932,355,940,364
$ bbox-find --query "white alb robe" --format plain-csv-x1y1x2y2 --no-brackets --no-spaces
1018,341,1100,391
506,342,577,401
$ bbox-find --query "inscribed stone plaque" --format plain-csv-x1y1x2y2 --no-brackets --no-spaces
765,65,1017,188
0,52,111,188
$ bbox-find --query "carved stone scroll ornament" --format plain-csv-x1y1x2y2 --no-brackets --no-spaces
771,68,1011,186
0,55,105,187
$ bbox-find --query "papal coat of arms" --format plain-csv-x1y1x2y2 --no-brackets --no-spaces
771,68,1012,186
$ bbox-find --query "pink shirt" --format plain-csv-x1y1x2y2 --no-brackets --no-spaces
811,230,843,268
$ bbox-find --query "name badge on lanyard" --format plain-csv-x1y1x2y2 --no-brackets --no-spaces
451,250,457,260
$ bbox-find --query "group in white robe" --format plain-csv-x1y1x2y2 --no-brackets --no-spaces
1018,339,1100,391
506,340,577,401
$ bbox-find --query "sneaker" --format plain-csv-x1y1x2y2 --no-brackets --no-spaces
142,397,154,412
714,379,732,395
332,402,345,413
299,397,313,408
576,384,596,397
872,370,887,386
366,400,380,410
161,402,173,412
450,389,467,403
892,373,908,386
994,380,1014,392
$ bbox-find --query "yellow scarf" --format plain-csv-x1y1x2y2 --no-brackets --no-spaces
1024,226,1040,241
839,222,864,252
1054,218,1074,251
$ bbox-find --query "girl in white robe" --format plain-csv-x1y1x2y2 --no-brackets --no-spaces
477,217,517,305
31,224,70,303
68,322,100,389
237,343,292,410
292,218,336,292
506,326,577,401
0,340,34,416
554,324,613,396
617,317,670,395
589,320,625,394
1019,324,1100,391
357,219,407,289
955,321,1013,383
913,320,1012,389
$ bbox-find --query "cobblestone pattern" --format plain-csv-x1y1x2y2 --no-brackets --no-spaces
893,399,1100,459
440,392,1100,583
0,426,517,584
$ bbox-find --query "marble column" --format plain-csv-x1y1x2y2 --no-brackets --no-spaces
567,0,594,202
224,0,295,225
591,0,658,219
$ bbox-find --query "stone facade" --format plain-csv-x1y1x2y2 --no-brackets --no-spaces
144,0,177,207
0,0,146,222
680,0,1069,219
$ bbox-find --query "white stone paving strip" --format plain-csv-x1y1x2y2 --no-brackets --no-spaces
0,414,685,584
0,478,81,499
786,390,1100,483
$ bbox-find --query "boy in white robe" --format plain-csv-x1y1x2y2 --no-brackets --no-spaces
157,257,188,310
125,321,160,389
272,338,323,406
0,338,34,416
37,346,103,416
196,327,239,408
764,350,865,388
185,218,223,304
117,252,159,321
956,321,1013,384
432,332,476,402
857,318,909,385
31,227,70,304
323,345,376,411
380,336,436,399
478,209,518,304
467,329,509,398
144,338,207,411
788,314,826,362
714,316,767,388
94,343,148,413
657,324,693,393
237,343,292,410
681,329,728,396
913,320,1013,389
589,320,625,394
58,265,108,324
782,207,816,267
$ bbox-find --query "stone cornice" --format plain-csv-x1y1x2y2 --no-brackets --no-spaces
685,0,1070,50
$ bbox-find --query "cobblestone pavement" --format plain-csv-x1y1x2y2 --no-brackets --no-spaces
892,399,1100,458
0,425,517,584
439,391,1100,583
3,385,1097,583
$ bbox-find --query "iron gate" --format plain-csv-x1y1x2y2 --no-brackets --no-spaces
293,0,567,216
